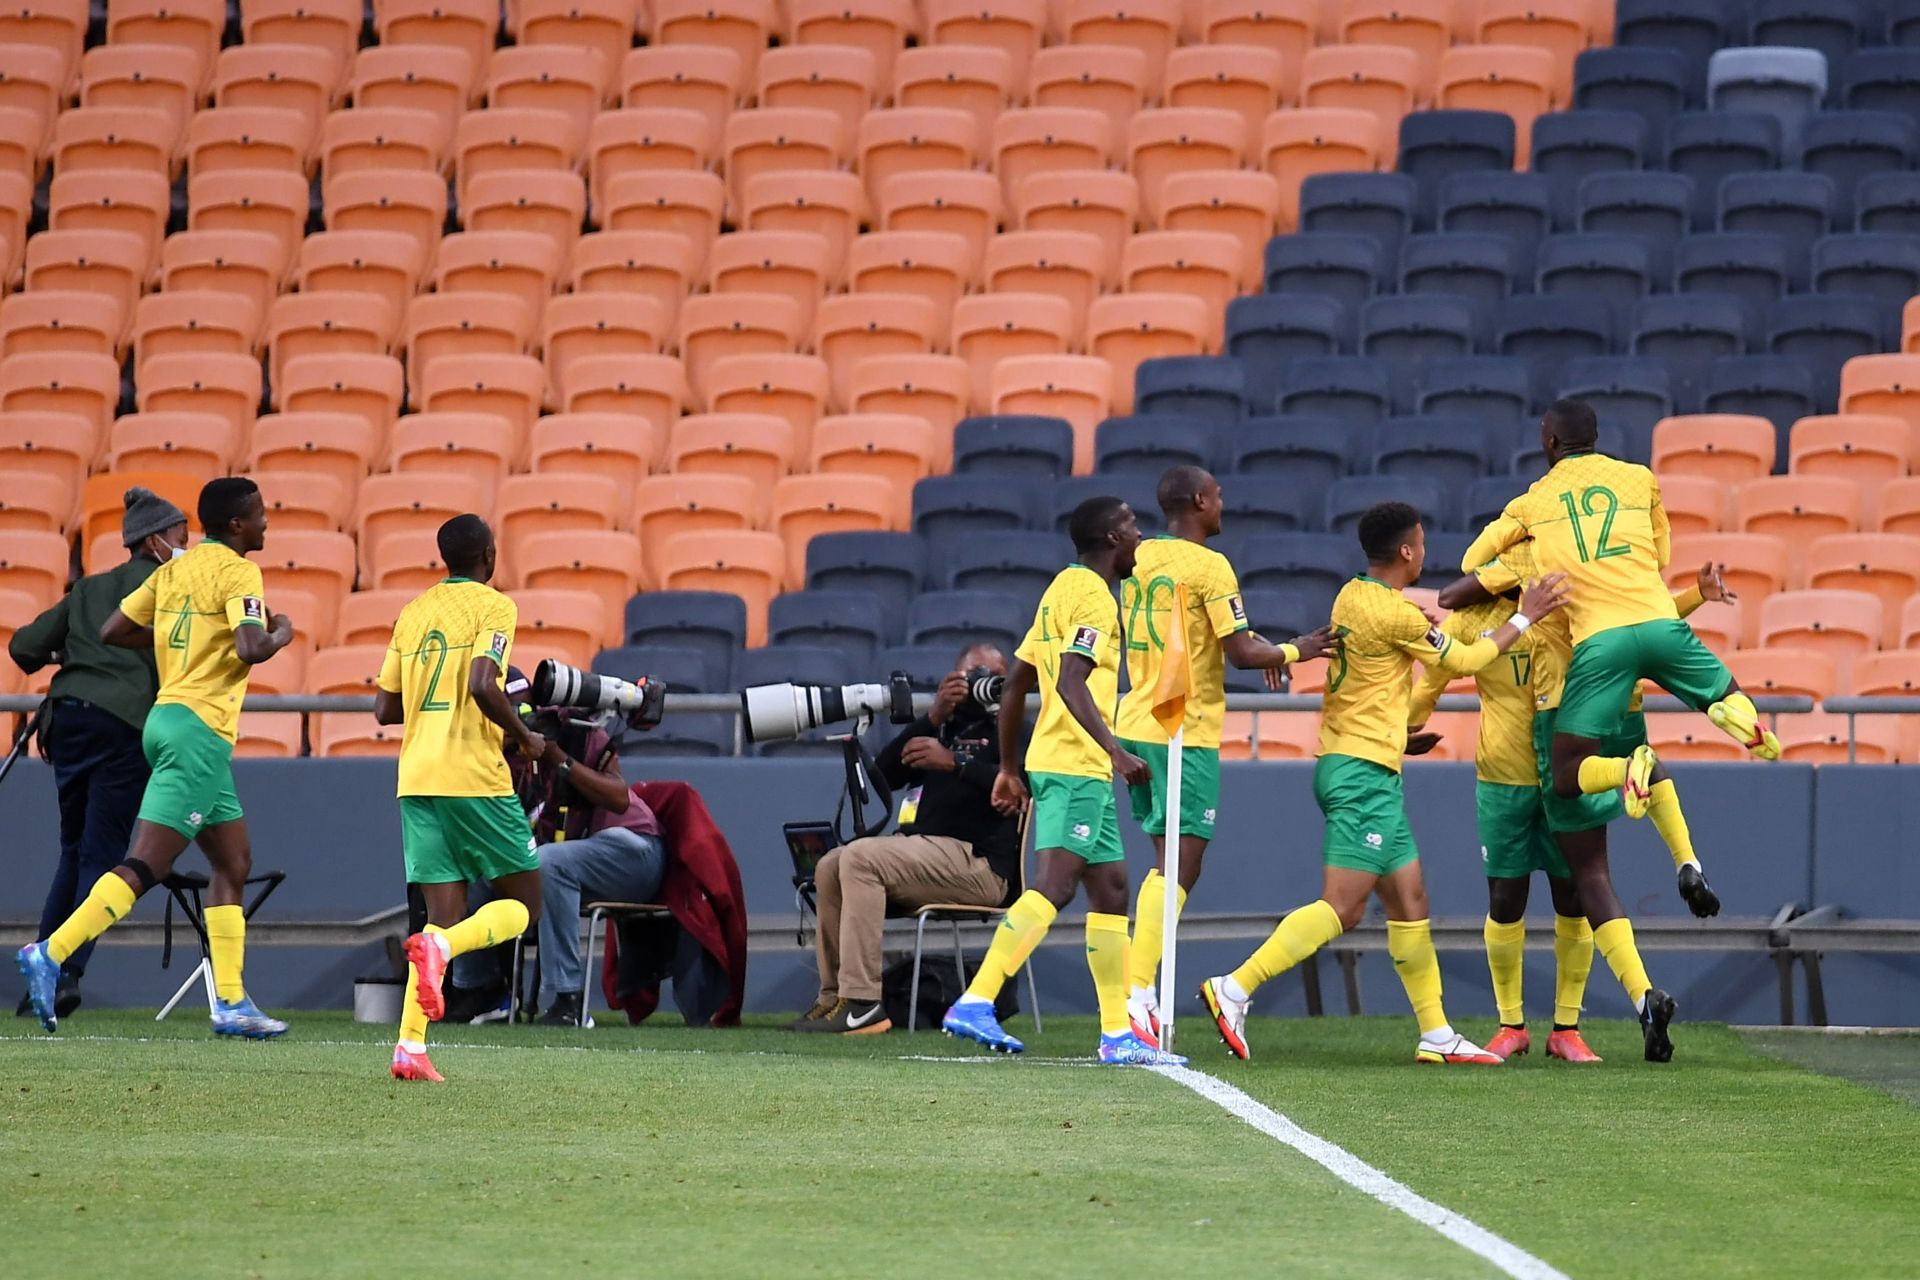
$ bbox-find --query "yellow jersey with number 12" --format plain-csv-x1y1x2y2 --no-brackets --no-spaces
116,539,267,745
378,578,519,798
1116,536,1248,748
1017,564,1123,781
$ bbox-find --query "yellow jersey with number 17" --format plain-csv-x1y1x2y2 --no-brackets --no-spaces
378,578,519,799
1016,564,1123,781
1409,593,1537,788
1116,536,1248,748
116,539,267,745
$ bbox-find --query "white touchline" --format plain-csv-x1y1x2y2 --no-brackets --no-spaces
1150,1064,1573,1280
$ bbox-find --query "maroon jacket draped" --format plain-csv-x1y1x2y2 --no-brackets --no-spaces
598,779,748,1026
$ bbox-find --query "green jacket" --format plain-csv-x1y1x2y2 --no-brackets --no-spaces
8,554,162,732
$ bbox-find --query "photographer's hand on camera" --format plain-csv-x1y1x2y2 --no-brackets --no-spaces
926,671,969,728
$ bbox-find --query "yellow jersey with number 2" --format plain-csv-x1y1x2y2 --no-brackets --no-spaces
1116,536,1248,748
1017,564,1123,781
117,539,267,745
378,578,519,798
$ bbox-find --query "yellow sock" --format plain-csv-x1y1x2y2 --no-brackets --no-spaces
399,964,429,1048
1646,779,1696,870
1483,917,1525,1026
1592,917,1652,1007
1553,915,1594,1026
1577,756,1630,795
1387,918,1448,1035
1128,871,1186,993
1230,899,1343,995
46,872,137,965
1085,912,1132,1036
438,899,531,958
204,905,246,1002
964,890,1056,1002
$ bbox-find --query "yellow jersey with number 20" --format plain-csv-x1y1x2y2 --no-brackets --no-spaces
1017,564,1123,781
378,578,519,799
117,539,267,745
1116,536,1248,748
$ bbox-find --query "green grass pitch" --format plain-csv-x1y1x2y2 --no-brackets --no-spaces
4,1012,1918,1278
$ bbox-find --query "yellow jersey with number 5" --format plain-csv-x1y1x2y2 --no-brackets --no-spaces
116,539,267,745
1016,564,1123,780
378,578,518,798
1461,451,1676,644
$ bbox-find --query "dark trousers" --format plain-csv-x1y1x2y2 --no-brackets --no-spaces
35,701,150,979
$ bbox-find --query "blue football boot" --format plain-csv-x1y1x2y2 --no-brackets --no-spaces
211,995,289,1039
941,999,1024,1053
16,941,59,1032
1097,1031,1187,1066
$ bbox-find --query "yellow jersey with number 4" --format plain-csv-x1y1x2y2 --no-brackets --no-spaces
378,578,519,798
117,539,267,745
1017,564,1123,780
1116,536,1248,748
1463,451,1675,645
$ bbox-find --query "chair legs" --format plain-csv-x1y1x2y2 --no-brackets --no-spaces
578,908,604,1028
906,911,931,1034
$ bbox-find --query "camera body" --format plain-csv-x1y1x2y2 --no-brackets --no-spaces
962,666,1005,714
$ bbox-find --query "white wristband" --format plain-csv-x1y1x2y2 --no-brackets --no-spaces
1509,612,1533,634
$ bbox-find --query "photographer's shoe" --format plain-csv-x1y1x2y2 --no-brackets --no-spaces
803,999,891,1035
942,998,1024,1053
789,997,835,1031
443,982,510,1025
54,975,81,1019
536,992,593,1028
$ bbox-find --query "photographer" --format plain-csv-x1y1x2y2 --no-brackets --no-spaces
795,643,1019,1035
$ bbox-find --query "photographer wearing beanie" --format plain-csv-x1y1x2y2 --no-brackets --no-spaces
10,487,190,1018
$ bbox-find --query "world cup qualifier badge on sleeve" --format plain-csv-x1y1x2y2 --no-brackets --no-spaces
1229,594,1246,623
1069,625,1102,657
242,596,266,622
488,631,509,663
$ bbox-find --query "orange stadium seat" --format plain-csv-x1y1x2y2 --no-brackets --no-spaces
321,172,448,276
1027,44,1151,145
356,471,492,578
982,230,1106,345
369,527,449,592
706,353,832,456
1840,355,1920,457
569,230,695,329
132,290,264,381
47,170,170,278
1724,648,1839,703
759,45,878,149
529,413,660,517
1261,108,1385,229
811,413,942,526
992,107,1114,205
295,229,425,324
1062,0,1179,95
1342,0,1454,69
668,412,796,495
1643,712,1747,761
0,47,60,154
416,355,548,462
1436,46,1557,167
249,470,353,534
721,107,846,213
234,712,305,759
676,293,806,403
991,354,1113,472
107,410,240,484
312,712,403,759
1852,650,1920,698
277,352,407,447
1,291,124,363
266,291,398,401
588,108,714,218
383,394,517,484
1300,45,1423,153
1777,711,1902,765
1650,414,1778,484
596,170,727,275
0,413,95,527
706,230,836,333
769,473,897,584
952,293,1078,415
0,474,69,536
510,587,609,669
258,529,358,642
633,473,762,586
650,0,776,84
1200,0,1318,72
185,106,311,179
211,43,338,144
846,231,976,346
925,0,1046,98
1690,600,1745,654
543,293,671,405
25,230,147,332
0,351,121,441
1877,477,1920,538
78,44,201,148
1218,710,1323,761
1165,44,1291,143
892,45,1016,157
1665,532,1787,641
1087,292,1214,414
813,292,942,414
857,107,977,211
1160,170,1284,288
879,171,1006,278
562,353,689,438
1127,108,1251,225
1014,170,1141,287
1759,590,1883,687
107,0,223,92
1122,230,1245,347
659,528,786,645
187,169,312,282
348,45,478,162
1655,473,1729,535
1805,534,1920,646
0,172,30,279
514,529,644,638
789,0,916,89
496,472,622,574
741,172,868,288
431,229,565,326
320,108,445,190
1736,476,1863,583
245,0,364,90
618,45,743,152
453,107,580,212
849,354,973,437
307,644,390,698
514,0,642,76
376,0,496,95
334,588,417,646
1788,414,1911,504
401,291,534,403
1478,0,1596,103
79,472,199,561
0,114,35,193
486,45,614,156
1906,597,1920,649
250,411,383,498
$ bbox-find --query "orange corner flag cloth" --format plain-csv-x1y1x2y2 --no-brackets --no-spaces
1150,584,1192,738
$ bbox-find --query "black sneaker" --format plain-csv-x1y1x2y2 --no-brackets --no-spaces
789,997,835,1031
799,999,892,1036
14,992,30,1017
53,976,80,1019
1639,988,1677,1063
443,982,510,1025
537,992,593,1028
1677,865,1720,919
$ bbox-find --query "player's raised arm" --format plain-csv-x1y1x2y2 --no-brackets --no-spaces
1222,623,1342,670
1406,574,1570,676
1460,508,1528,575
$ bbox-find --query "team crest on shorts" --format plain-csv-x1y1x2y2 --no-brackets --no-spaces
1072,822,1091,840
187,811,203,828
1365,831,1383,848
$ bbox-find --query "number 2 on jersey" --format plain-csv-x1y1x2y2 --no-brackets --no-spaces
1556,486,1631,563
418,629,452,712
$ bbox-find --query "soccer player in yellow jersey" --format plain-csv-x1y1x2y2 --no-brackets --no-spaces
940,496,1185,1065
1462,400,1772,1061
1115,466,1340,1046
373,515,547,1082
19,478,295,1038
1198,502,1569,1066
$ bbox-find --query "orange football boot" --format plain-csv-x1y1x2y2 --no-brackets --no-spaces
1547,1028,1602,1063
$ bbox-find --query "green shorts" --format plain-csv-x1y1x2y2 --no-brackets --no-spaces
1029,771,1126,865
1315,755,1418,877
1120,739,1220,840
400,794,540,884
138,703,243,839
1533,710,1622,834
1556,620,1731,740
1477,781,1569,879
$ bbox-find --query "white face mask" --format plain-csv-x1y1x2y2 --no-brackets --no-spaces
169,545,187,560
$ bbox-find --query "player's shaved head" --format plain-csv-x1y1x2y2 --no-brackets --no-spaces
198,476,258,536
438,513,493,577
1068,495,1131,554
1358,501,1422,566
1544,399,1599,449
1156,464,1214,516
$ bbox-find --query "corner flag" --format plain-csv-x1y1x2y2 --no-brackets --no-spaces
1149,584,1192,738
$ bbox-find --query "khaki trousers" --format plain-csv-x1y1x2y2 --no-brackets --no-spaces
814,835,1009,1003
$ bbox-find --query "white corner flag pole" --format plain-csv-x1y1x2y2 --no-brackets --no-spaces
1157,722,1183,1052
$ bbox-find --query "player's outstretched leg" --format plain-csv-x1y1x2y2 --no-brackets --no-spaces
1200,899,1344,1060
942,888,1055,1053
1563,831,1677,1062
1642,763,1719,918
1378,865,1500,1066
1706,687,1781,761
